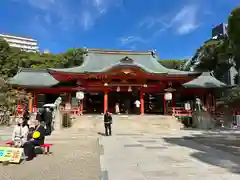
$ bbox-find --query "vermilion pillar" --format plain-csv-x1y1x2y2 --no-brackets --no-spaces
140,88,144,115
79,100,83,115
33,92,38,113
66,93,71,104
104,88,108,113
28,92,33,113
172,93,176,107
212,93,216,111
206,92,211,111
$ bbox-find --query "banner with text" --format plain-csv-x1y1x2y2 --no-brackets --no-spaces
0,146,23,163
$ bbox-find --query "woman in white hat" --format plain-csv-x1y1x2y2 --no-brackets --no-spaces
12,118,29,148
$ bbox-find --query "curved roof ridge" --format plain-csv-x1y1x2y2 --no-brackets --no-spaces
20,68,48,73
87,48,154,55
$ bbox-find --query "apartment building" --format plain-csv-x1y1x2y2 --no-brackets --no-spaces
212,23,228,38
0,33,39,52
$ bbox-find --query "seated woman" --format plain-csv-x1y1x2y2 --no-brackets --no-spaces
23,120,45,161
12,118,29,148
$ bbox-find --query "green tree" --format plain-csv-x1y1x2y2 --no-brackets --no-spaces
159,59,187,70
191,39,232,78
30,52,66,68
228,6,240,68
0,38,23,78
62,48,85,68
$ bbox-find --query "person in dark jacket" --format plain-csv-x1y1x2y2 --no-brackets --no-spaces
41,108,53,135
104,110,112,136
36,111,43,122
23,120,45,161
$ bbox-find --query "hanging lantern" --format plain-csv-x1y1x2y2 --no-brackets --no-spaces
164,92,172,101
128,86,132,92
116,86,120,92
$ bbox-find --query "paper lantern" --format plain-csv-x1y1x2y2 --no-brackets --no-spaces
128,86,132,92
76,91,84,100
116,86,120,92
164,92,172,101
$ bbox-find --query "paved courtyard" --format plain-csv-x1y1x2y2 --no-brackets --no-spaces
96,116,240,180
0,124,100,180
0,115,240,180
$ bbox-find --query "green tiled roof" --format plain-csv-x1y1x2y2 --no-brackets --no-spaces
49,49,197,75
8,68,59,87
183,72,227,88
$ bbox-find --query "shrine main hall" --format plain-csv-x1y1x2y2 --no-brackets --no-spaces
9,49,226,115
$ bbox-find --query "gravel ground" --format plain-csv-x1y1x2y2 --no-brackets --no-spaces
0,134,100,180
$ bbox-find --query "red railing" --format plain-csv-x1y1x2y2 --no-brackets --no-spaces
61,107,82,116
172,107,192,117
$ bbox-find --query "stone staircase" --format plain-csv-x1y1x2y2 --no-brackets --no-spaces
75,115,183,133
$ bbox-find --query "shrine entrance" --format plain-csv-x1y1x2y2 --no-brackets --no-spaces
84,92,104,114
108,91,139,114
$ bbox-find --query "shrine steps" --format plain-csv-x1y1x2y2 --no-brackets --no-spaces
75,114,183,130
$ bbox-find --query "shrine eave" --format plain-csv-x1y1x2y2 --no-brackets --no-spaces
183,72,230,89
8,68,59,88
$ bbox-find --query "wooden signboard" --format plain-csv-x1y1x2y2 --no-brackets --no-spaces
0,147,23,163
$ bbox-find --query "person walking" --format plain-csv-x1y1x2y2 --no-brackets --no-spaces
104,110,112,136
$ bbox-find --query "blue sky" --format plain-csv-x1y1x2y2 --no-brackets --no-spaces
0,0,239,59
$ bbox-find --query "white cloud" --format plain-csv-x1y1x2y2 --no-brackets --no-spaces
119,36,147,45
139,4,201,36
12,0,123,31
27,0,56,10
79,0,123,30
119,3,202,48
80,11,94,31
172,4,199,35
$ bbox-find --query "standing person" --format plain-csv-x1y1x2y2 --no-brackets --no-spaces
36,110,43,122
104,110,112,136
134,99,141,114
115,103,120,114
24,120,45,161
42,108,53,135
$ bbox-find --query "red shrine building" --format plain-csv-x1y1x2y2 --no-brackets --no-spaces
9,49,226,115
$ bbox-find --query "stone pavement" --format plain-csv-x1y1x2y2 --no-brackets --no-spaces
92,115,240,180
100,135,240,180
0,125,100,180
0,115,240,180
